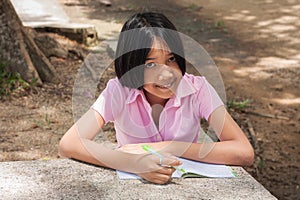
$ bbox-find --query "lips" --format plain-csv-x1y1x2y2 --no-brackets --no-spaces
154,79,176,89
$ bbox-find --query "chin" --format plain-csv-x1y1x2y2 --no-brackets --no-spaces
157,90,175,99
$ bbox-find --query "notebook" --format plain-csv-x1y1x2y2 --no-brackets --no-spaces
117,157,237,179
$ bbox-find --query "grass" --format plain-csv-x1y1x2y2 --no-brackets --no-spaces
212,20,228,32
34,114,52,130
0,59,35,98
214,20,226,29
227,99,251,110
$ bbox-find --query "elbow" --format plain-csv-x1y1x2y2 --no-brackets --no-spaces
239,146,255,166
58,136,73,158
58,126,81,158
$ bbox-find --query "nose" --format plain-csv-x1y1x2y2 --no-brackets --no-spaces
158,68,174,81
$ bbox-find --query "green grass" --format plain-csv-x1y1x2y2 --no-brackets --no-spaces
0,59,34,98
213,20,228,32
257,157,264,170
33,114,52,130
214,20,226,28
227,99,251,110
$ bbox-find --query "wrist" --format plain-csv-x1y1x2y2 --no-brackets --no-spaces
163,141,194,158
159,141,177,155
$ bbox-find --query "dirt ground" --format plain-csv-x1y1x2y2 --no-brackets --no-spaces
0,0,299,200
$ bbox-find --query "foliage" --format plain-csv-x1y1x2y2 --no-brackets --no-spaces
227,99,251,110
214,20,227,32
0,59,34,98
214,20,226,28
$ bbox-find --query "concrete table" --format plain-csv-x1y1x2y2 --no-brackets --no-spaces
0,159,277,199
9,0,97,46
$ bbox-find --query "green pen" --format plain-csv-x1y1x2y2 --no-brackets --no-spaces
142,144,186,174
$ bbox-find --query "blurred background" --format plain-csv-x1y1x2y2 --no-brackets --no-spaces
0,0,299,199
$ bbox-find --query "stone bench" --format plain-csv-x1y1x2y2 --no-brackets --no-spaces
0,159,277,199
10,0,97,46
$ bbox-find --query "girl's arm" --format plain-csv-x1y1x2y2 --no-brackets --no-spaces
58,108,181,184
58,109,108,167
172,106,254,165
120,106,254,166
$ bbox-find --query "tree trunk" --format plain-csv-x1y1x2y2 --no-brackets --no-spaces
0,0,61,84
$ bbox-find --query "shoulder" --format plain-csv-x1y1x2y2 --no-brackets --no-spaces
104,77,130,95
102,77,142,104
183,74,224,120
182,73,221,101
183,73,209,90
106,77,123,89
92,77,129,122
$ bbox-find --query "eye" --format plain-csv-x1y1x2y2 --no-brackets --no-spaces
145,62,157,68
168,56,176,63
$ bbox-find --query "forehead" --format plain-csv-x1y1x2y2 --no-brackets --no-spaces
147,38,172,57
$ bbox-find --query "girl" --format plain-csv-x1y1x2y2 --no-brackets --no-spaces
59,12,254,185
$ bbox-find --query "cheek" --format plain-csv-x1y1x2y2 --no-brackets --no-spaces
172,64,183,76
143,84,155,95
144,71,153,84
144,69,160,84
170,66,183,82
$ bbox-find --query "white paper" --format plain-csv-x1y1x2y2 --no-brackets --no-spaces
117,158,236,179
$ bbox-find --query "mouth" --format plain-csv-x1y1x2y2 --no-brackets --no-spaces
154,79,176,89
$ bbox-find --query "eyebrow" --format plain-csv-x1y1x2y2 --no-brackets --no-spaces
146,53,174,61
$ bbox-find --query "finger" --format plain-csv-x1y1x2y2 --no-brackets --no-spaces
161,156,182,167
157,166,176,175
138,170,172,184
152,174,172,184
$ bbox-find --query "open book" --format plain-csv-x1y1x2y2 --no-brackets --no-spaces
117,158,237,179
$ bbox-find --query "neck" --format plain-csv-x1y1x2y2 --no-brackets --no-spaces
143,90,168,107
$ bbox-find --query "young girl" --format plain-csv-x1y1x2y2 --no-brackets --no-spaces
59,12,254,185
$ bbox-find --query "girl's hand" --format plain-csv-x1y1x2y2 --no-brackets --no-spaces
137,165,176,184
118,142,181,184
135,154,181,184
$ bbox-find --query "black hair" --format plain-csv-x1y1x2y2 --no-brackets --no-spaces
114,12,186,89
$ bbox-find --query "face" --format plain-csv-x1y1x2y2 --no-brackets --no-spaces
143,39,182,106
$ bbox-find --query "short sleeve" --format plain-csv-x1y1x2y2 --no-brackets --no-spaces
91,78,124,123
195,77,224,120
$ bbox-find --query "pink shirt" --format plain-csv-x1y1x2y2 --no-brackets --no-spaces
92,73,224,147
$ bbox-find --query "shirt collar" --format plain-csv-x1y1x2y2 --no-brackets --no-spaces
173,74,197,106
125,88,144,104
125,74,197,105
